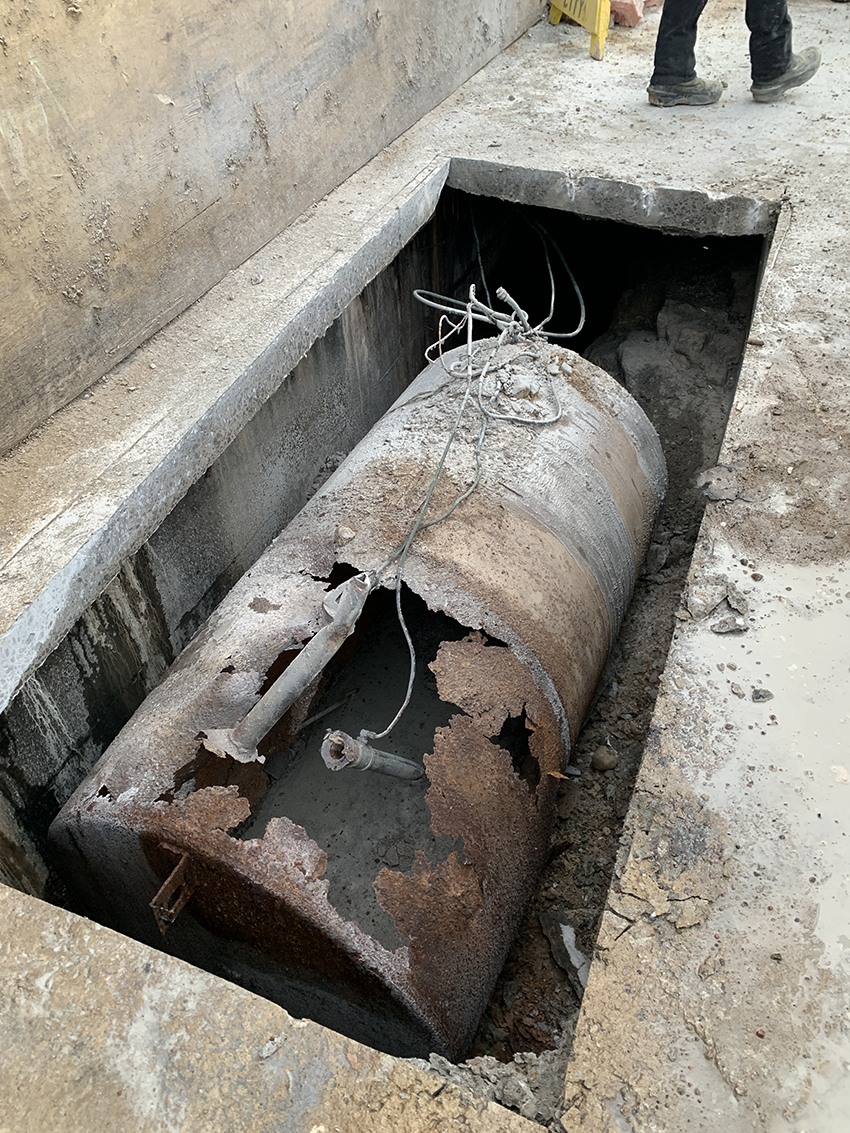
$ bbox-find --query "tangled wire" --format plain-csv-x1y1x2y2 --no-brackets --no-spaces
359,221,586,743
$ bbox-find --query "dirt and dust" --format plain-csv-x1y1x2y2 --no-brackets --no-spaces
424,234,762,1125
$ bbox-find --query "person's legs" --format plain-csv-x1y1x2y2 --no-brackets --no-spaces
750,46,820,99
746,0,821,102
650,0,711,85
648,0,723,106
745,0,792,83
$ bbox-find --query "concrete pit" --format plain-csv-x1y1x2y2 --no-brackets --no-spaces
4,181,769,1123
8,182,767,1117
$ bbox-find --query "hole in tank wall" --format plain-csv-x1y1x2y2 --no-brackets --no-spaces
238,586,471,953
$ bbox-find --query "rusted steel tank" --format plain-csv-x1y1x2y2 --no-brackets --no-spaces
50,337,666,1059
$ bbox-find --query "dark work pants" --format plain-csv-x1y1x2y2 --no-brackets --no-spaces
651,0,793,85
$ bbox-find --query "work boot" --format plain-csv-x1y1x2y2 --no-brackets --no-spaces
751,48,821,102
647,77,724,107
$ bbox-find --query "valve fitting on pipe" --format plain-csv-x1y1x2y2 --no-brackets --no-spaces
320,729,425,782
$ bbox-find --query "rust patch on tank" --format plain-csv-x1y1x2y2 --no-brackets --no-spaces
159,748,270,806
374,634,564,1053
126,782,435,1049
374,850,484,978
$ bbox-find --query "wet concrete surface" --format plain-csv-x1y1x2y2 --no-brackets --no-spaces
559,551,850,1133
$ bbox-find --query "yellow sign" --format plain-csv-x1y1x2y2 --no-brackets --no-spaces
548,0,611,61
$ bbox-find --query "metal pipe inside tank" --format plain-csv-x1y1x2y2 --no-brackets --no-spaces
201,571,375,764
321,729,425,782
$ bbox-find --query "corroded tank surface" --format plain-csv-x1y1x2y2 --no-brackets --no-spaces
50,338,665,1059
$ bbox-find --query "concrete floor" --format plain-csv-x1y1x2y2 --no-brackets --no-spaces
1,1,849,1129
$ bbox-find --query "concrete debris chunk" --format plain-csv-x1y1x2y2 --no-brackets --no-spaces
725,582,750,615
711,616,749,634
686,574,728,619
591,745,619,771
643,542,669,575
418,1047,569,1125
539,908,595,997
696,463,745,502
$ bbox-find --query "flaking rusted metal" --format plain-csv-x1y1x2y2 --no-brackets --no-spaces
50,341,665,1059
202,572,375,764
374,634,564,1054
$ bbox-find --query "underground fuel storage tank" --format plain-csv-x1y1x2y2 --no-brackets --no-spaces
50,329,666,1060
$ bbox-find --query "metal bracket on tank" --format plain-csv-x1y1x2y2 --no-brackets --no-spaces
150,846,194,935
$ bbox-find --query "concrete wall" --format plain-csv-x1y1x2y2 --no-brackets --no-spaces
0,0,541,456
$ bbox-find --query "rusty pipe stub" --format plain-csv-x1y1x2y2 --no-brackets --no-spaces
321,730,425,781
201,570,376,763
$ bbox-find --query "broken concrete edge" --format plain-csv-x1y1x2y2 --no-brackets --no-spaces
0,157,451,716
0,883,539,1133
559,613,849,1129
446,159,780,238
